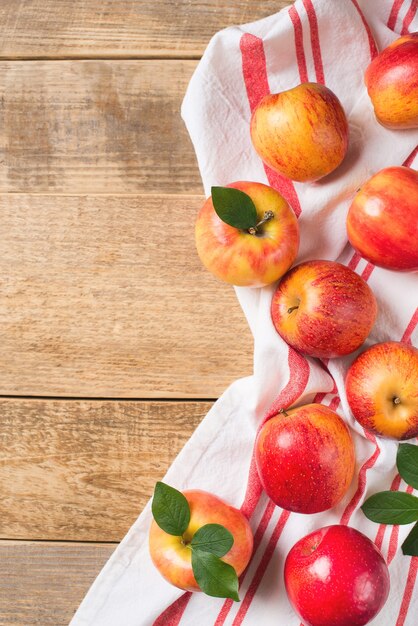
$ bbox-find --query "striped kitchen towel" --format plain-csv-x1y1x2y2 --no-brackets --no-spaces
71,1,418,624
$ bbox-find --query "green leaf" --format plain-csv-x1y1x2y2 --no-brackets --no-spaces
191,524,234,557
151,482,190,536
211,186,258,230
361,491,418,524
402,521,418,556
191,550,239,601
397,444,418,490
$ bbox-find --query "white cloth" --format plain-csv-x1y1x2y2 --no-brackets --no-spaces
71,1,418,624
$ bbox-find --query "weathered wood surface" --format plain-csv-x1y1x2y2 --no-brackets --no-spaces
0,194,252,398
0,399,211,541
0,60,202,194
0,540,114,626
0,1,289,59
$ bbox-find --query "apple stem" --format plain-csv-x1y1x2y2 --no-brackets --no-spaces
393,396,401,405
279,408,289,417
287,305,299,314
248,210,274,235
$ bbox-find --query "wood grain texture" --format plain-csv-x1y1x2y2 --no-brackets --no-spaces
0,60,201,193
0,1,290,59
0,194,252,398
0,399,211,541
0,540,114,625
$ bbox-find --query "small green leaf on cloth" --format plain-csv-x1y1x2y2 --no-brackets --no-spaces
361,491,418,525
151,482,190,536
211,186,258,230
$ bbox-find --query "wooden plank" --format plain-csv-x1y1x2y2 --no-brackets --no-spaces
0,194,252,398
0,399,212,541
0,540,114,625
0,1,290,59
0,60,202,194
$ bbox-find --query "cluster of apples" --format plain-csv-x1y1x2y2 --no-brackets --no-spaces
149,33,418,626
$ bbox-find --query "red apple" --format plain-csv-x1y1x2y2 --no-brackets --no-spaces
347,166,418,271
250,83,349,182
149,490,253,592
285,525,390,626
365,32,418,129
271,260,377,358
255,404,355,514
195,181,299,287
346,341,418,440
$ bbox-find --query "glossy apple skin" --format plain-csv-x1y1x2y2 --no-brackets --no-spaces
195,181,299,287
255,404,355,514
285,525,390,626
149,490,253,592
346,341,418,440
365,33,418,129
250,83,349,182
347,166,418,271
271,260,377,358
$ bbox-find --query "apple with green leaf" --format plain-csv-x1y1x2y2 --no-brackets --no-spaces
149,482,253,600
195,181,299,287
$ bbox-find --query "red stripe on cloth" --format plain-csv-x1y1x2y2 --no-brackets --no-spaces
240,33,303,218
401,308,418,344
216,348,309,624
402,0,418,34
340,432,381,525
348,250,362,271
396,557,418,626
152,592,192,626
388,0,406,29
250,500,277,558
214,500,277,626
240,455,264,520
328,396,341,411
231,511,291,625
405,145,418,168
302,0,325,84
241,348,310,518
349,0,379,59
361,262,375,282
264,348,311,421
374,473,402,550
388,484,415,565
288,5,309,82
239,33,270,111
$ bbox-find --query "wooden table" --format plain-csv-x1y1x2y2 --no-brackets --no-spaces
0,1,290,623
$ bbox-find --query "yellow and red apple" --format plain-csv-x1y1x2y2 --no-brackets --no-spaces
195,181,299,287
271,260,377,358
285,525,390,626
255,404,355,514
347,166,418,271
346,341,418,440
250,82,349,182
365,32,418,129
149,489,253,592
